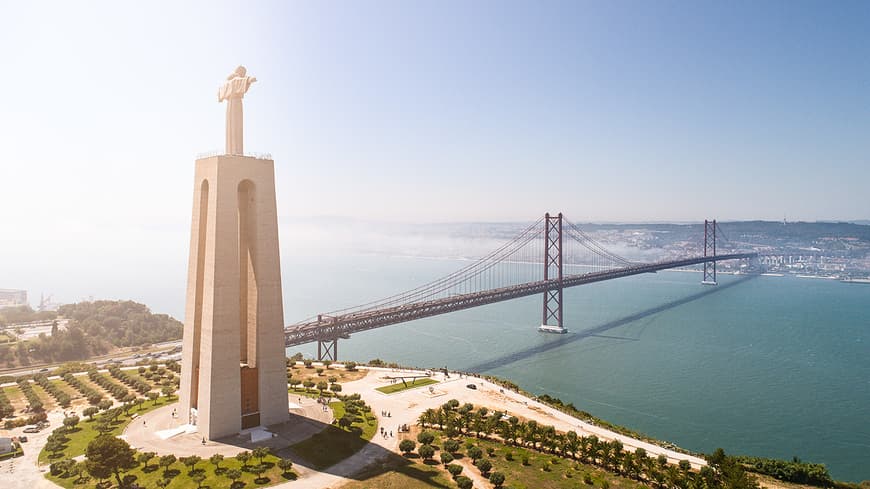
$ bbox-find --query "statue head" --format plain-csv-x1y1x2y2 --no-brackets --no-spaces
228,65,247,80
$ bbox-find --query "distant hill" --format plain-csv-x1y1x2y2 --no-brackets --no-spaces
0,300,181,367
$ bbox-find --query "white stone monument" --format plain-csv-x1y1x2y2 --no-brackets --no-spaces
179,66,288,439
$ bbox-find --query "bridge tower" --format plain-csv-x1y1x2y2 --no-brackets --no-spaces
702,219,717,285
179,67,288,440
540,212,567,333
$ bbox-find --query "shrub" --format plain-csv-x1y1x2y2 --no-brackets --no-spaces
490,472,506,488
399,439,416,455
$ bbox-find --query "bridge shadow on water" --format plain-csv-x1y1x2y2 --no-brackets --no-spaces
467,274,757,373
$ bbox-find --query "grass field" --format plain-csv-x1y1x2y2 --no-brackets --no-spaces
429,433,650,489
341,453,455,489
39,396,173,464
50,379,79,399
47,450,296,489
376,377,439,394
290,398,378,470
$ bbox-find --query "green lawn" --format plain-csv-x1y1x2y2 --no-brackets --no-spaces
376,377,439,394
39,396,174,464
289,399,378,470
50,379,79,399
47,451,296,489
438,434,650,489
341,453,455,489
3,385,24,404
42,394,299,489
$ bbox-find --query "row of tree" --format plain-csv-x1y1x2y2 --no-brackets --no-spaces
33,373,72,408
733,456,833,487
16,377,44,412
108,366,151,394
63,372,104,405
418,399,759,489
88,369,129,401
399,434,506,488
0,387,13,418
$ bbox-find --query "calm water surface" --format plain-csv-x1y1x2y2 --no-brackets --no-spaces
282,254,870,481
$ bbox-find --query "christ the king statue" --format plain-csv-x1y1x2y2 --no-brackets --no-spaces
218,65,257,155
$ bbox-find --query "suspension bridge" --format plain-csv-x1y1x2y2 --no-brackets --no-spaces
284,213,757,360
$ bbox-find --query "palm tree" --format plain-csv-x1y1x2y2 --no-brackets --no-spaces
563,431,580,459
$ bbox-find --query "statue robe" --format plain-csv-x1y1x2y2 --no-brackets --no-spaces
218,76,255,155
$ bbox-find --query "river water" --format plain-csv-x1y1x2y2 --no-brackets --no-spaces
282,253,870,481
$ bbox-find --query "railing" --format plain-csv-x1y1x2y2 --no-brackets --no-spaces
195,150,273,160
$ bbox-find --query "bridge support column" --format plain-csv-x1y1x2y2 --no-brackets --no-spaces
702,219,717,285
317,338,338,362
540,212,567,334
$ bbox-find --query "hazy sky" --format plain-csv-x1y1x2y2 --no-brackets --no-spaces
2,1,869,309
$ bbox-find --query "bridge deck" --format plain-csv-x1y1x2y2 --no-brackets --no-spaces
284,253,756,347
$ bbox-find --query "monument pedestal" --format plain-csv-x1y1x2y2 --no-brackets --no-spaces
179,154,288,440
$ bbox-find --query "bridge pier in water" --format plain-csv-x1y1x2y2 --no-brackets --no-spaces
539,212,567,334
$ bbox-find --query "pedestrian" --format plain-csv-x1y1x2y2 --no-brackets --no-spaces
389,431,393,437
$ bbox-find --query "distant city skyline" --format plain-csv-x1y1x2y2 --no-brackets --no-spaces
2,1,869,307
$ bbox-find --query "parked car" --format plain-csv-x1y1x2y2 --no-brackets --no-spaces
466,384,477,390
23,425,41,433
18,436,28,442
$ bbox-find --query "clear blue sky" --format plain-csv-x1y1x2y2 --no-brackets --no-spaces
1,1,869,306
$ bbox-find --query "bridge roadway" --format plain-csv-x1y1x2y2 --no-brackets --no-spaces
284,252,757,347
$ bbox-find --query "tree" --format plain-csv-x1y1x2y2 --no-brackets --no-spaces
417,431,435,445
440,451,454,465
85,435,136,488
443,439,460,454
209,453,224,471
303,359,313,368
467,446,483,462
95,419,111,435
418,444,435,461
159,454,177,475
98,399,113,411
490,471,506,488
447,463,463,477
303,380,315,392
45,438,65,457
316,380,328,396
330,383,342,394
161,385,174,399
138,451,156,470
191,471,206,488
345,361,357,371
478,459,492,475
455,475,473,489
316,367,324,376
253,446,271,465
251,463,267,480
237,451,252,468
277,457,293,474
83,406,99,420
225,468,242,486
288,377,300,390
339,414,354,429
147,391,159,404
63,415,80,432
399,439,416,455
181,455,202,472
